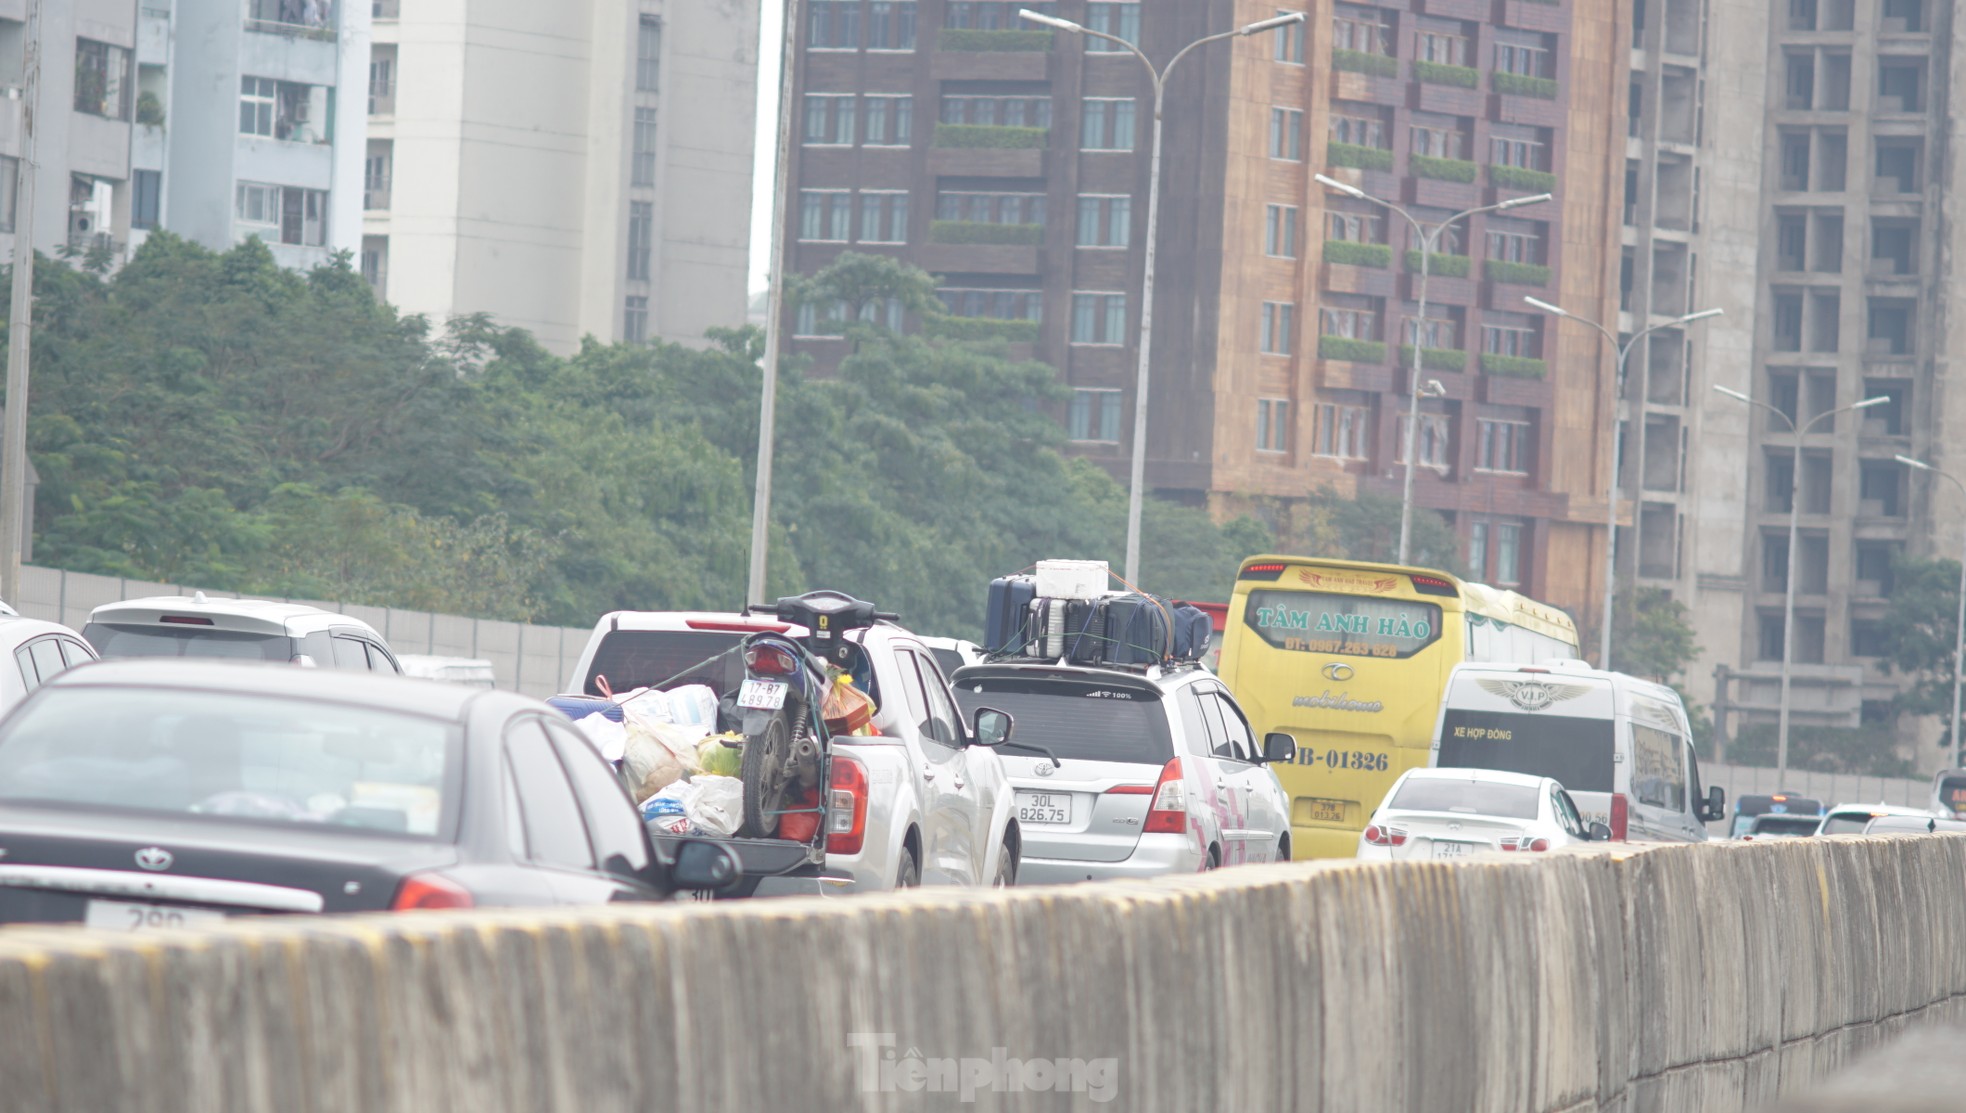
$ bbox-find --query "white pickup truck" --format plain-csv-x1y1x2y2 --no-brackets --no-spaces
566,610,1022,897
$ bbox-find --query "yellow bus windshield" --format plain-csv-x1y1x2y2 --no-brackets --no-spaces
1218,556,1577,860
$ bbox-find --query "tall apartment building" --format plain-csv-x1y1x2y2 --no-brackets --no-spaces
0,0,139,266
362,0,759,354
1659,0,1962,751
781,0,1629,614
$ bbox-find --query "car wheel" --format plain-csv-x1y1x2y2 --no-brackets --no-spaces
1277,836,1290,862
992,836,1017,888
895,843,921,889
1203,844,1221,871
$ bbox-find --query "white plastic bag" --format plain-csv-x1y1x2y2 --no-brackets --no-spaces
620,688,675,728
665,684,720,730
623,725,684,798
686,775,745,837
573,712,628,764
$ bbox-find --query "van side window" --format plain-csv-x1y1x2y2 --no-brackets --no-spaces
1686,741,1704,816
1630,724,1686,812
331,637,370,671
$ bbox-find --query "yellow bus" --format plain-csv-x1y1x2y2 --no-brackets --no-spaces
1217,555,1580,860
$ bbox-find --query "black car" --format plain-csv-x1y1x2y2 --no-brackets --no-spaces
0,661,735,928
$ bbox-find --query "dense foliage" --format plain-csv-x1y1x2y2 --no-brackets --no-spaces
6,238,1275,637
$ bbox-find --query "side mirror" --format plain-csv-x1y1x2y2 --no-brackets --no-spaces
971,707,1014,747
669,839,741,893
1703,785,1726,822
1588,822,1614,842
1262,732,1297,764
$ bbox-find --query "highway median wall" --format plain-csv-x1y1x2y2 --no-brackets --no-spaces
0,837,1961,1112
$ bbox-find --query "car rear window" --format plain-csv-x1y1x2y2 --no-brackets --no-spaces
1938,776,1966,817
583,630,744,695
1435,709,1614,793
84,623,295,662
930,648,966,678
1819,813,1876,835
0,687,459,838
952,676,1173,765
1389,777,1541,819
1750,815,1821,837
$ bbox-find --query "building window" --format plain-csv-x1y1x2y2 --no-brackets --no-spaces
868,1,918,49
360,234,388,295
1330,110,1387,148
941,94,1051,128
239,76,277,136
1256,398,1291,453
636,17,663,92
627,201,653,281
939,190,1045,226
363,141,392,211
632,107,659,186
1270,108,1303,161
1081,98,1136,151
1411,123,1466,160
1313,403,1371,460
239,77,327,143
1333,6,1392,54
624,296,649,344
1493,522,1522,586
1468,520,1488,581
799,190,853,241
1070,291,1128,345
75,39,132,121
864,94,913,145
1491,135,1548,171
803,94,857,145
1486,223,1545,264
1327,209,1385,243
940,287,1042,321
1482,323,1539,358
1264,204,1299,258
1070,388,1123,443
1075,194,1130,247
131,169,162,231
859,191,909,243
0,157,16,236
810,0,861,48
1398,412,1451,468
1476,418,1531,473
1260,302,1295,355
235,181,328,247
373,0,400,17
1320,304,1379,340
1085,1,1141,51
946,1,1054,30
247,0,336,30
1275,9,1306,62
1494,41,1552,78
1415,29,1470,65
368,48,396,115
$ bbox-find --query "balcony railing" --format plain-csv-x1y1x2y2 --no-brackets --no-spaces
246,0,336,40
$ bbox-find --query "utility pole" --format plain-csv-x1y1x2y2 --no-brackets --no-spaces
746,0,800,605
0,0,40,606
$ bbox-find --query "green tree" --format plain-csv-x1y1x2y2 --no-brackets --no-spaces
1607,586,1699,681
1296,484,1464,576
1881,553,1961,720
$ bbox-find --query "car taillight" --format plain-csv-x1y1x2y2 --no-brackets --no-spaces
1142,758,1188,834
391,872,474,911
1610,793,1630,841
1499,836,1551,852
745,644,799,676
1362,824,1408,847
826,755,869,855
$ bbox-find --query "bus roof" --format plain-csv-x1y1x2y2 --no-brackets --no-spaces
1234,554,1579,643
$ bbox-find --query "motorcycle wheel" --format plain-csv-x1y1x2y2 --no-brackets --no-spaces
739,716,792,838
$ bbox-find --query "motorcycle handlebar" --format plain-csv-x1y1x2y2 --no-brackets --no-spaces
873,610,900,623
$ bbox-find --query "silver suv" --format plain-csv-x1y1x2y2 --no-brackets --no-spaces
83,595,401,674
951,661,1295,883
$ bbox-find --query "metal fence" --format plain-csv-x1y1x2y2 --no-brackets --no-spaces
1702,761,1932,827
15,565,591,699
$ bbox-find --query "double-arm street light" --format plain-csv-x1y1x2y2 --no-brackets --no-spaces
1524,298,1722,668
1313,175,1549,566
1714,385,1890,783
1020,8,1304,584
1896,454,1966,771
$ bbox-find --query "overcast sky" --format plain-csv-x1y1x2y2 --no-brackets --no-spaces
749,2,785,296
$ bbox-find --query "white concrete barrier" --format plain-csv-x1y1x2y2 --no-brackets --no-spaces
0,838,1960,1112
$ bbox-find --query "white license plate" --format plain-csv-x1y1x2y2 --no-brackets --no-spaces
1016,792,1071,825
737,679,788,710
84,899,225,932
1431,840,1477,859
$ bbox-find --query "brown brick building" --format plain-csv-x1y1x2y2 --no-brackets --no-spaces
781,0,1629,618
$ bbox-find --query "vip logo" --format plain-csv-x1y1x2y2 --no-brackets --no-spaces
1476,678,1592,713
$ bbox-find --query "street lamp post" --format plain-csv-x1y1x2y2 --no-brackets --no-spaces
746,0,803,605
1715,385,1890,783
1896,454,1966,771
1314,174,1549,566
1524,298,1721,668
1021,8,1304,584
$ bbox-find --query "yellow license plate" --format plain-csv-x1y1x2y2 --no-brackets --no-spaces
1303,798,1347,825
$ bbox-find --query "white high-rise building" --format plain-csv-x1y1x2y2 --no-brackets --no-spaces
362,0,759,353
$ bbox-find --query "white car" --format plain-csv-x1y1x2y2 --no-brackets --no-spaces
83,594,401,673
1815,803,1935,836
1864,813,1966,836
567,609,1018,896
1356,767,1610,861
951,660,1295,882
0,615,98,713
920,636,984,679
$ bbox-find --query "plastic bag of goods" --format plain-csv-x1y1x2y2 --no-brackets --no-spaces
623,718,711,797
665,684,720,730
686,775,745,838
822,675,876,735
574,712,628,764
696,733,744,779
640,781,696,836
778,787,822,843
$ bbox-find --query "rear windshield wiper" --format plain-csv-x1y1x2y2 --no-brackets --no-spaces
997,740,1063,768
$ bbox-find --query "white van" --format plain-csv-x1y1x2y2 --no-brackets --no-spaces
1427,660,1724,842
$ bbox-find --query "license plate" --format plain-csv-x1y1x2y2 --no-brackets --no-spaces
1431,841,1476,859
1306,798,1346,825
737,679,788,710
1016,792,1071,825
84,899,225,932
